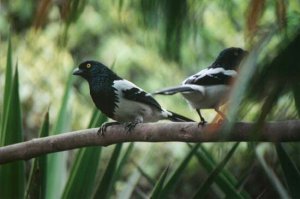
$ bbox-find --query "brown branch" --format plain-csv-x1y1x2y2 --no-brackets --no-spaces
1,120,300,164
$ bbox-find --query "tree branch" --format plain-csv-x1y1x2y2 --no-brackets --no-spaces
1,120,300,164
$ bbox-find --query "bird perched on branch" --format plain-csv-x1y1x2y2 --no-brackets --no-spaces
153,47,248,125
73,60,193,135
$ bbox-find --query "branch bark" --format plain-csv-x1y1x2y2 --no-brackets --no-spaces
1,120,300,164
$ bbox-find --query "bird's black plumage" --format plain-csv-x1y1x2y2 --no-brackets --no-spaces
74,61,121,118
154,47,248,124
73,60,193,134
122,87,163,111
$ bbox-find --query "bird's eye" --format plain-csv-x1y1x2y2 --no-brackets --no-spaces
86,63,91,68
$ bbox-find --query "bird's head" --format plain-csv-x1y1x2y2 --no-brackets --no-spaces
73,60,108,80
213,47,248,70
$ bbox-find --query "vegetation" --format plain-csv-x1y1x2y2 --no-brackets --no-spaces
0,0,300,198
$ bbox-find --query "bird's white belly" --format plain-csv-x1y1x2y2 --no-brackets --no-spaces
113,98,162,123
182,85,230,109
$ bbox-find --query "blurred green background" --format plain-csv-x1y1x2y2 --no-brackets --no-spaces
1,0,300,198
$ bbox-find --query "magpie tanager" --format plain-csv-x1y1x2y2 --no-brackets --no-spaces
73,60,193,135
153,47,248,125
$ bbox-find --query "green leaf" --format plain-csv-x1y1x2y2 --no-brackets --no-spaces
0,66,25,199
150,166,169,199
112,143,135,186
133,160,155,186
188,144,248,198
87,108,106,128
198,145,237,185
1,37,13,145
93,143,123,199
192,143,240,198
101,143,135,199
46,74,74,199
62,147,101,199
62,110,106,199
26,111,50,199
276,143,300,198
159,143,200,198
116,148,153,199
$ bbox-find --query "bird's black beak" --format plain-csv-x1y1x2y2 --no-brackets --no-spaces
73,68,84,76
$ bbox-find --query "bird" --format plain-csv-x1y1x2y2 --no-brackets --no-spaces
153,47,248,125
73,60,193,135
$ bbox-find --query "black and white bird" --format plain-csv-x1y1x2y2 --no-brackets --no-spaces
73,60,193,135
153,47,248,124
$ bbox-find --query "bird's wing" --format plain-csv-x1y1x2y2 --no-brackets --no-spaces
153,85,205,95
183,67,237,85
113,79,162,110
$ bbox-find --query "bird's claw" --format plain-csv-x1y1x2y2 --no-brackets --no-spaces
125,121,140,133
197,120,207,127
97,122,120,136
97,124,108,136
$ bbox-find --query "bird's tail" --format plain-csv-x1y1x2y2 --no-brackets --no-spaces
153,85,204,95
165,110,195,122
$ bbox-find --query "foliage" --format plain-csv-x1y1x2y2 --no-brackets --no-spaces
1,0,300,198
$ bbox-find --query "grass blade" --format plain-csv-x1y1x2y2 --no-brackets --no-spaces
0,66,25,198
93,143,123,199
62,110,106,199
132,160,155,186
199,145,237,185
150,166,169,199
187,144,248,198
1,37,13,145
46,74,74,199
26,111,50,199
192,143,240,198
159,143,200,198
256,144,290,199
276,143,300,198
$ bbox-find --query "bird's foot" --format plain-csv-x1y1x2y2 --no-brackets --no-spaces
125,120,141,133
97,122,120,136
197,120,207,127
